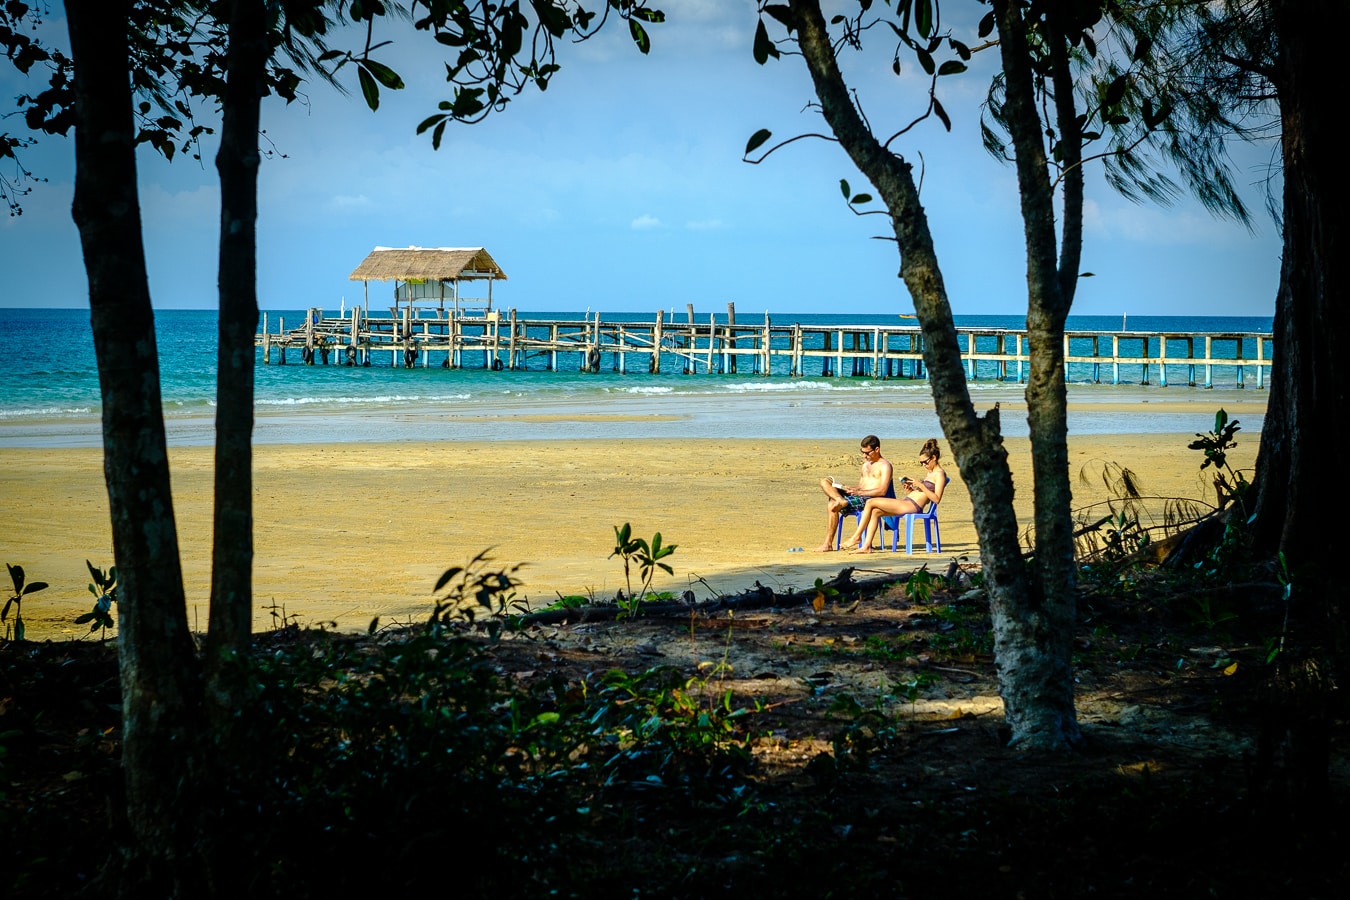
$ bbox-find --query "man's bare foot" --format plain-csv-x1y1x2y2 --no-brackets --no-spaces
849,546,875,554
829,498,850,513
812,543,837,552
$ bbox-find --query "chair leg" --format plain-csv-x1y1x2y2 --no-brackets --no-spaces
836,510,863,550
905,515,915,555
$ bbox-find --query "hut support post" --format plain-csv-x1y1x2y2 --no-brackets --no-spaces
729,302,739,372
707,314,715,374
652,309,663,374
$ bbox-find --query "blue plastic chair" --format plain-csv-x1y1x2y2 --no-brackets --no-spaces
882,497,943,554
834,480,896,550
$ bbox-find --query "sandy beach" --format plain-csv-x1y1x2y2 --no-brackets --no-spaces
2,409,1263,640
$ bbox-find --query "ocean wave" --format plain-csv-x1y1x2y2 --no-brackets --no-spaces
255,393,473,407
608,385,675,395
0,406,96,420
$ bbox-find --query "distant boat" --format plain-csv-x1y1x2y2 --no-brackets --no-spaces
898,314,917,319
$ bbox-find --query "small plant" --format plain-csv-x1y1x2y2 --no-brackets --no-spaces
1188,408,1250,514
75,560,117,639
610,523,677,618
3,563,48,641
809,575,840,612
431,549,524,638
543,592,589,612
905,565,939,603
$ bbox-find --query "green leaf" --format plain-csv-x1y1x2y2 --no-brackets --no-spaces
978,10,995,38
629,19,650,54
1,597,12,621
753,19,779,64
433,566,464,593
1133,36,1152,61
22,581,46,595
14,617,23,641
8,563,23,594
764,4,793,29
1104,74,1128,110
915,0,932,38
745,128,772,155
416,113,447,135
840,178,851,199
916,48,935,76
937,60,966,76
357,66,380,111
432,120,447,150
362,59,405,90
633,8,665,24
850,193,873,205
932,96,950,131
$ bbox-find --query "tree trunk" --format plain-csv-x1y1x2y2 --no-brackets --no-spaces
65,0,202,885
205,0,266,706
1251,0,1350,664
988,0,1082,748
788,0,1079,749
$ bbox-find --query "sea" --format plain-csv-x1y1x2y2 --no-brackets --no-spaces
0,308,1273,448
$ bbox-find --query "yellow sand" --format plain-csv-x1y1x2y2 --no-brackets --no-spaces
1,429,1261,640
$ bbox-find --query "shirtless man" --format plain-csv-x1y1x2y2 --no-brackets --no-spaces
814,435,894,552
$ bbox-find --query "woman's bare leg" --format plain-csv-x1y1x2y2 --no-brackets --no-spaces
850,499,921,553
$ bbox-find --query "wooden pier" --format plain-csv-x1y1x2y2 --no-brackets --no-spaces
255,303,1274,389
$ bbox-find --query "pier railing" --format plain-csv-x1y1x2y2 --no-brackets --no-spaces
256,307,1273,389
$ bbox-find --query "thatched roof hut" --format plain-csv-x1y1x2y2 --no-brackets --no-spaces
349,246,506,315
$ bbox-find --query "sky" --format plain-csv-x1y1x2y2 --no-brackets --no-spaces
0,1,1282,317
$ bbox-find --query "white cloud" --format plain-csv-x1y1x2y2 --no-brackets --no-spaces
1083,197,1258,247
139,182,220,221
326,193,373,212
631,214,663,230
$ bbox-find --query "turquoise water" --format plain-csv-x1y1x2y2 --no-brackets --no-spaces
0,308,1272,447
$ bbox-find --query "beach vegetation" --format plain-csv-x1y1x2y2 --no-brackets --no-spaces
610,522,677,618
74,560,118,640
430,549,525,638
3,563,47,643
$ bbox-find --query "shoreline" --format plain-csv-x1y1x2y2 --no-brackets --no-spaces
1,430,1261,640
0,384,1269,449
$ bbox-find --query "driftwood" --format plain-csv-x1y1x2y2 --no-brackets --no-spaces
499,566,920,630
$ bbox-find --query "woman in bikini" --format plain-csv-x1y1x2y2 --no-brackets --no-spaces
844,438,946,553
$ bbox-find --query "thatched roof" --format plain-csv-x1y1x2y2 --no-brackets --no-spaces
348,247,507,282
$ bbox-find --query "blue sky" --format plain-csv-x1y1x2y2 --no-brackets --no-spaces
1,1,1281,317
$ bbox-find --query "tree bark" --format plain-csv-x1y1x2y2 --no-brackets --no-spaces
788,0,1079,749
205,0,266,705
65,0,202,884
988,0,1082,747
1251,0,1350,663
